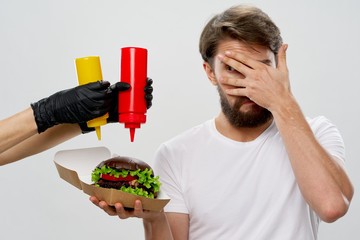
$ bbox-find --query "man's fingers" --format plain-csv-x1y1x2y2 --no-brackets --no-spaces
133,200,143,218
115,203,130,219
277,44,288,71
219,76,248,88
89,196,99,205
99,201,117,216
90,197,117,216
223,51,259,69
218,54,253,76
90,197,148,219
225,87,248,96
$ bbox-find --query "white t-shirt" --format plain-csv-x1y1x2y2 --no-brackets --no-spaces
154,116,345,240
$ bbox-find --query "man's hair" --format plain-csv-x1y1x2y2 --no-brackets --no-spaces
199,5,283,66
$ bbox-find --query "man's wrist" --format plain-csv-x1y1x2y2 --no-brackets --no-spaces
270,94,310,133
143,211,167,225
270,94,299,118
143,212,172,240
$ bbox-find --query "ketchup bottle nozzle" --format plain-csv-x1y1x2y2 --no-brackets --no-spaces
130,128,135,142
123,123,140,142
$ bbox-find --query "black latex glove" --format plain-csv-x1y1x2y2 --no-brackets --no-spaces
144,77,153,109
107,77,154,123
31,81,130,133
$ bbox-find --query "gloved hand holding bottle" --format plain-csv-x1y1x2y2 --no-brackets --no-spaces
30,79,153,134
0,78,153,165
107,77,153,123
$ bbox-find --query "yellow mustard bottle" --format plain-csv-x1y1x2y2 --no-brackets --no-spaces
75,56,108,140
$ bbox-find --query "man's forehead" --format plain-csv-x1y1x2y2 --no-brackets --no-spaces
216,39,274,61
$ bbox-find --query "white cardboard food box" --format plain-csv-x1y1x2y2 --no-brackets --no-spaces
54,147,170,211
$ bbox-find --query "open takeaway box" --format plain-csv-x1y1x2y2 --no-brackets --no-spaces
54,147,170,211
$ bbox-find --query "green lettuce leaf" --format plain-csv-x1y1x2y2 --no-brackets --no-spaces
120,186,155,198
91,166,161,198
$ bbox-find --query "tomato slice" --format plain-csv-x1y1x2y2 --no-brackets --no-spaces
101,173,137,182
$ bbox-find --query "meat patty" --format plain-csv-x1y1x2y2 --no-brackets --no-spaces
96,179,157,197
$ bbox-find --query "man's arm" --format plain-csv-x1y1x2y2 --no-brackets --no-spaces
0,107,38,155
0,107,82,165
143,212,189,240
90,197,190,240
0,121,81,165
271,99,353,222
165,212,189,240
219,44,354,222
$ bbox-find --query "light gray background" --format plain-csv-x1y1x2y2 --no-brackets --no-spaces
0,0,359,239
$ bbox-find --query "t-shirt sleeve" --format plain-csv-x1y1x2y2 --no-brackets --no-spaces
310,116,346,164
154,144,189,214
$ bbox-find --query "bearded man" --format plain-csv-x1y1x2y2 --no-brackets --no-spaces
91,5,353,240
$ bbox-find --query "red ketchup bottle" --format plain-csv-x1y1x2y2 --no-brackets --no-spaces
118,47,148,142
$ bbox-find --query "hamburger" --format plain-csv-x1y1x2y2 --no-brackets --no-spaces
91,156,161,198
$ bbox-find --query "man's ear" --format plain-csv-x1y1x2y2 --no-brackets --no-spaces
203,62,217,86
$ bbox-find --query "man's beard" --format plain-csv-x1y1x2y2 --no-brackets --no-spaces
218,86,272,128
